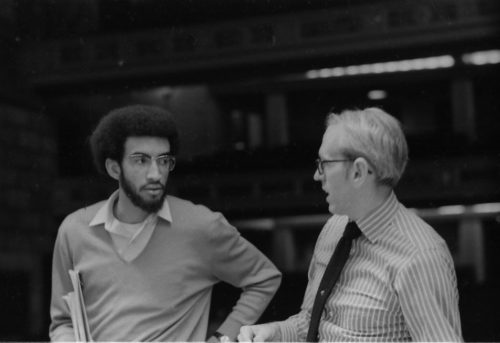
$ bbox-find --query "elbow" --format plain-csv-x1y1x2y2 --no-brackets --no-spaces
269,269,282,295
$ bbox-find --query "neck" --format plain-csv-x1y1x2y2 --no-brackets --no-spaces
114,189,149,223
349,186,392,221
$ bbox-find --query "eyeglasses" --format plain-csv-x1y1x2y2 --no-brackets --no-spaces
315,158,352,175
128,153,176,171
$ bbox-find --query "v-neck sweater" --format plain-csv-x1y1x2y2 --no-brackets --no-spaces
49,195,281,341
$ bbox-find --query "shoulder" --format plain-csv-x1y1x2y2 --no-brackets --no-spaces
391,208,456,283
58,200,106,234
167,195,219,223
167,195,227,231
390,206,454,274
167,196,240,246
394,206,447,250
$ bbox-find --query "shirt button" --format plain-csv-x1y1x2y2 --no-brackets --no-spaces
320,290,325,296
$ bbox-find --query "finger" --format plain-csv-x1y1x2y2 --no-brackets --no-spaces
253,333,269,342
238,326,254,342
254,326,275,342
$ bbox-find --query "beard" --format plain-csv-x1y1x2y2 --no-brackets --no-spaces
120,172,167,213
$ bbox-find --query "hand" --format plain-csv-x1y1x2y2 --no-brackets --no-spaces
237,323,279,342
207,332,231,343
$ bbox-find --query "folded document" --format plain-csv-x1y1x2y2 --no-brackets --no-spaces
62,269,93,342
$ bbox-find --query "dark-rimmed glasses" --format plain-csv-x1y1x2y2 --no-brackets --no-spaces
315,158,352,175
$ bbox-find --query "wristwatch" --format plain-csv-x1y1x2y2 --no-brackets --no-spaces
213,331,230,342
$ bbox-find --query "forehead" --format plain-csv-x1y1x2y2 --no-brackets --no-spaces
124,136,171,154
319,125,345,158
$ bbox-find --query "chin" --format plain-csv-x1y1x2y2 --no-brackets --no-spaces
143,195,163,206
328,204,336,214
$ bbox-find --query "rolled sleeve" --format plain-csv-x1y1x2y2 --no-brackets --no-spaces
277,315,302,342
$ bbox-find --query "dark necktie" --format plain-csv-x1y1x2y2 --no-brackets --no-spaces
306,220,362,342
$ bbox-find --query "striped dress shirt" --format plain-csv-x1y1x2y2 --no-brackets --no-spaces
277,192,462,342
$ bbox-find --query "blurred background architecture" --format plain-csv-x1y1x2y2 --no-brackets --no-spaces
0,0,499,340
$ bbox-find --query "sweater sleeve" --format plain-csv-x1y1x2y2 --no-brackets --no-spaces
49,216,76,342
206,214,282,340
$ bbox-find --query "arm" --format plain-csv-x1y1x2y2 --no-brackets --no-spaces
273,217,339,342
239,216,336,342
237,253,318,342
395,247,463,342
206,214,282,340
273,255,318,341
49,218,76,342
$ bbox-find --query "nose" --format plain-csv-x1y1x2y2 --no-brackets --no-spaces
146,160,162,181
313,169,321,181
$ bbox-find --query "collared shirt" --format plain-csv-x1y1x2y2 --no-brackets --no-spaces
278,192,462,342
89,190,173,262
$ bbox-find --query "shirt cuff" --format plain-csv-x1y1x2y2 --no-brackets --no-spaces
217,316,243,341
276,319,299,342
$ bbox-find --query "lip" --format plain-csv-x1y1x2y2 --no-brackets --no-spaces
143,185,164,194
143,184,164,190
144,188,163,196
324,191,330,202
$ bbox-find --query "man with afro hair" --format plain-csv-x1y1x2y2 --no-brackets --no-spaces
49,105,281,342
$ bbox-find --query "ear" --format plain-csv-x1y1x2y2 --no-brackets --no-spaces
350,157,371,187
105,158,121,181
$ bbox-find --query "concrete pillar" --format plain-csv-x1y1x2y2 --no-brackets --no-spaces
265,93,289,147
451,77,476,142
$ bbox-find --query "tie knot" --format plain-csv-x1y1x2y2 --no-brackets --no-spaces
343,221,362,240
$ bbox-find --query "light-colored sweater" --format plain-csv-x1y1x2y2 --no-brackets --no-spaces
49,195,281,341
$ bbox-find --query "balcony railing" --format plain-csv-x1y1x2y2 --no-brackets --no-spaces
23,0,500,86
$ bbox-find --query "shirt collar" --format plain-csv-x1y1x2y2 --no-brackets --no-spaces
356,191,399,244
89,190,173,228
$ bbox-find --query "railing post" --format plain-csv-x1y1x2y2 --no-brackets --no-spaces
458,217,485,284
272,223,296,273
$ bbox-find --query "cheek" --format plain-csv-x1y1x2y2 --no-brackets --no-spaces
324,177,346,196
161,171,170,183
323,174,336,189
123,169,143,185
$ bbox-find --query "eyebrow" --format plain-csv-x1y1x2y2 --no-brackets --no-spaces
129,152,172,157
